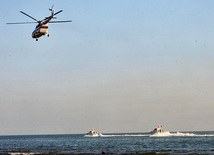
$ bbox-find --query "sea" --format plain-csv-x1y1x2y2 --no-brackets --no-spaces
0,131,214,155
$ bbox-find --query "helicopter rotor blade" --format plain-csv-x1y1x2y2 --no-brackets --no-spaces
20,11,38,22
50,4,54,11
54,10,63,16
49,20,72,23
6,22,38,24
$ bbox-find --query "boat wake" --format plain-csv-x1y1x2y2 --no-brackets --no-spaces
165,132,214,137
92,132,214,137
149,132,214,137
101,134,148,137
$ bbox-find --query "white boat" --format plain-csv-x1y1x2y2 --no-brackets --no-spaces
85,128,103,137
149,125,170,135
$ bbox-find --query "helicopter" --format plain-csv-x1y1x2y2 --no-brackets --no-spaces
7,6,72,41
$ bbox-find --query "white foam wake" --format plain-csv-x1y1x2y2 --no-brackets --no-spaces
89,132,214,137
150,132,214,137
101,134,148,137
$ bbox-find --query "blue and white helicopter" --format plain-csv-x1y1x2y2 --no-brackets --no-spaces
7,6,72,41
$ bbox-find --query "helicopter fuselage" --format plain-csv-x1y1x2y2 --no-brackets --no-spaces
32,24,48,39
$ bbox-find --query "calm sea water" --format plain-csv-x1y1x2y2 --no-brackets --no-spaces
0,131,214,155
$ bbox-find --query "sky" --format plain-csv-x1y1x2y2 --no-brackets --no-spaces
0,0,214,135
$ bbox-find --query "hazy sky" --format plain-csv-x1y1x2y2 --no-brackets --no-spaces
0,0,214,135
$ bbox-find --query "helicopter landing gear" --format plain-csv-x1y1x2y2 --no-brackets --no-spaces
36,38,38,41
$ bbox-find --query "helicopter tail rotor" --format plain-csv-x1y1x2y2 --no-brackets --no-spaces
49,5,54,11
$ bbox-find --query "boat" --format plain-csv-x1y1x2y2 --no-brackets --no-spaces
149,125,170,135
85,128,103,137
